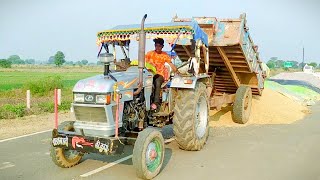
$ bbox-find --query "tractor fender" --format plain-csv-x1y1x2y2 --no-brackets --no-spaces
170,74,210,89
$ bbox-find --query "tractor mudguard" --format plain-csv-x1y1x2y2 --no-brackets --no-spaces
170,74,210,89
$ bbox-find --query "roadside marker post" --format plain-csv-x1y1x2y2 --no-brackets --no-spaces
26,90,31,109
54,89,58,129
57,89,61,105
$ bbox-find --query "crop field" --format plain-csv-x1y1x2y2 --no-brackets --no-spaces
0,65,103,119
0,65,102,91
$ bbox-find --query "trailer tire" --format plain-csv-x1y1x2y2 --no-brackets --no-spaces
50,121,83,168
232,85,252,124
173,82,209,151
133,128,165,180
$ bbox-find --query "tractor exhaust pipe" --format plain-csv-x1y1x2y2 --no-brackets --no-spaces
134,14,147,96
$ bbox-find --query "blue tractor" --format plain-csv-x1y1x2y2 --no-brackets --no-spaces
50,14,211,179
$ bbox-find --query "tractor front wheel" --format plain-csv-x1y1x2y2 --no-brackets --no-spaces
132,128,165,180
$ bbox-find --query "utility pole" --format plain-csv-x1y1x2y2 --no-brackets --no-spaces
302,46,305,71
303,46,305,64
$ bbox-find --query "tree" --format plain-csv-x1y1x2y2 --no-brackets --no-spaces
0,59,12,68
299,62,306,69
308,62,317,68
266,57,280,69
81,59,88,65
270,57,278,61
25,59,35,64
275,60,284,68
54,51,65,66
65,61,74,65
290,61,299,69
48,56,55,64
8,55,25,64
266,60,276,69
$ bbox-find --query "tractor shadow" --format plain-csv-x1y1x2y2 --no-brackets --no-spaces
161,148,173,170
81,145,134,165
81,142,173,168
209,106,232,122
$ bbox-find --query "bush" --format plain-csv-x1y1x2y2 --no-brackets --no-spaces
0,104,26,119
24,76,64,96
283,67,289,71
0,59,12,68
38,101,71,113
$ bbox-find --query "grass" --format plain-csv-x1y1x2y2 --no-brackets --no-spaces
282,85,320,98
269,68,300,77
0,69,100,92
265,80,320,100
0,65,103,119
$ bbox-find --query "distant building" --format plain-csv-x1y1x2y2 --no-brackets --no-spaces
303,64,314,73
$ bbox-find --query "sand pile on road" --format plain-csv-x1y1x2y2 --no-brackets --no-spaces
209,88,310,127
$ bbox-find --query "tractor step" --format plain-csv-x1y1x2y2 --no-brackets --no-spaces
153,112,170,117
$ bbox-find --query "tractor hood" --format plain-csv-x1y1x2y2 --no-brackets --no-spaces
73,67,153,93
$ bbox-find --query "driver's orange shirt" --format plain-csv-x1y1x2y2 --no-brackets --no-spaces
145,51,171,80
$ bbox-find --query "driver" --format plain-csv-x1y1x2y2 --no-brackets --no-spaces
145,38,180,112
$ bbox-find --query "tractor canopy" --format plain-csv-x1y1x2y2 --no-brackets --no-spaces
96,21,208,47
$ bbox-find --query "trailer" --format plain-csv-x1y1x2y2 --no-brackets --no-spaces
172,13,265,123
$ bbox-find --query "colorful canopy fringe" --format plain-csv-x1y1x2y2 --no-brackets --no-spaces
96,26,194,45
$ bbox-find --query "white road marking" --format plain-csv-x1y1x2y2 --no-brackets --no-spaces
80,155,133,178
0,129,51,143
79,138,175,177
0,162,15,170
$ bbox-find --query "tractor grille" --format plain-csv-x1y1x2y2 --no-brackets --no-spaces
74,106,107,123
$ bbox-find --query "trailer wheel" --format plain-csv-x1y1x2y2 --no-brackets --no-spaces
173,82,209,151
133,128,165,180
232,85,252,124
50,121,83,168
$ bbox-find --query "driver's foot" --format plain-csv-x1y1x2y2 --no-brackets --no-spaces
151,103,160,113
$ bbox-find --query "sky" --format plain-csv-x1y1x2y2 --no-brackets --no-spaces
1,0,319,63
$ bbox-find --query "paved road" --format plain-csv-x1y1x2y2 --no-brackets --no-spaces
1,103,320,180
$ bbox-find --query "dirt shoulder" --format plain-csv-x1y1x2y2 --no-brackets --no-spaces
0,112,75,140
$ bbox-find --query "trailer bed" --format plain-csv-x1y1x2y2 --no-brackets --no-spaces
173,14,265,96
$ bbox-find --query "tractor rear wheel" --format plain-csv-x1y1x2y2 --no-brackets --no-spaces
133,128,165,180
232,85,252,124
50,121,83,168
173,82,209,151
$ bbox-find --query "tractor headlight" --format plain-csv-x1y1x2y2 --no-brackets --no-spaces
96,95,106,103
96,94,111,104
74,94,84,102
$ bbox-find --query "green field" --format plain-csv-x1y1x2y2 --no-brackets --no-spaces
265,80,320,100
0,66,104,119
0,70,100,91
